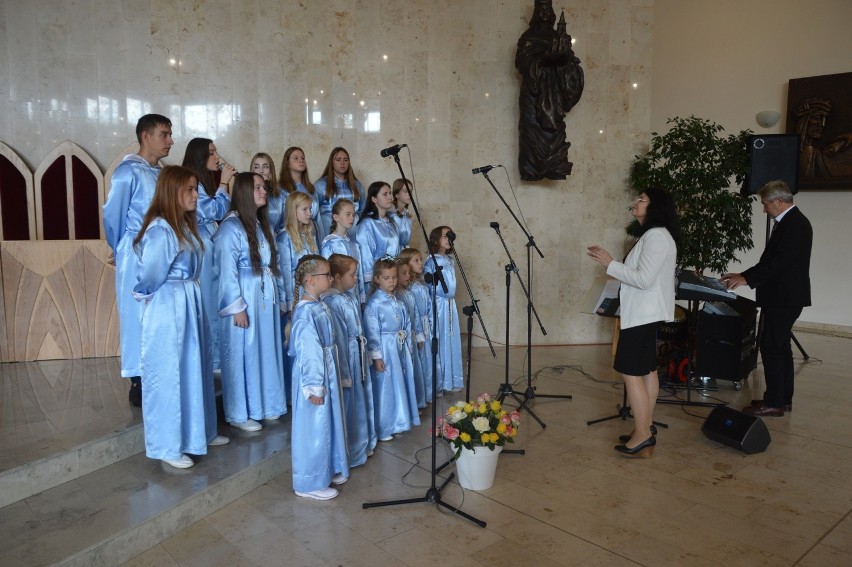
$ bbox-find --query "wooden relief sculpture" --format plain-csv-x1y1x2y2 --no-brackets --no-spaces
516,0,584,181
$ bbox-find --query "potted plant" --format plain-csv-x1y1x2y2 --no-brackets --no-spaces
628,116,755,273
441,392,520,490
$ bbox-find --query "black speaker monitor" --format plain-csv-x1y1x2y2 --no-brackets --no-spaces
742,134,799,195
701,406,771,454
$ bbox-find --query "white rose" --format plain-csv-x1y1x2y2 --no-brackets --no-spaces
472,416,490,433
455,401,466,408
450,410,467,423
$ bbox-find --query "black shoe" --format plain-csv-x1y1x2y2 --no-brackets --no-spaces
128,377,142,408
618,424,657,443
615,436,656,458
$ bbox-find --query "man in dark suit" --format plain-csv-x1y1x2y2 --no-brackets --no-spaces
721,180,812,417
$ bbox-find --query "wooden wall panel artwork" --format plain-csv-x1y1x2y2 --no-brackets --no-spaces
0,142,37,241
0,241,118,362
33,141,105,240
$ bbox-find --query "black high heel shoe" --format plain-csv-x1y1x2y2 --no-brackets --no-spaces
615,436,656,458
618,424,657,443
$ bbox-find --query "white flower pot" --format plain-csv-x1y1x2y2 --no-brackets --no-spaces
455,445,502,490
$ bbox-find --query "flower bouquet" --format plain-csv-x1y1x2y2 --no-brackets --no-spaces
441,392,520,459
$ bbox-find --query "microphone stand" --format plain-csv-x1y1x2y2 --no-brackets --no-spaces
363,149,486,528
446,234,497,402
479,170,571,430
490,222,546,428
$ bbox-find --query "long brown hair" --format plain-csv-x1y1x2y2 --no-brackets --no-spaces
283,192,318,254
228,172,279,276
398,247,423,282
428,225,451,254
392,178,412,211
250,152,278,197
279,146,315,197
182,138,217,197
134,165,203,251
319,147,360,201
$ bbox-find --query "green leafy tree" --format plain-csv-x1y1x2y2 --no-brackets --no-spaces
628,116,755,274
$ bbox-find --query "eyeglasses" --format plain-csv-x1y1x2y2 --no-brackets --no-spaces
633,197,648,203
310,272,333,279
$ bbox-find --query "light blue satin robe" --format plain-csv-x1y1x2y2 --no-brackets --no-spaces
320,233,366,303
197,184,230,369
132,220,218,460
393,209,413,248
266,191,287,235
103,154,160,378
364,290,419,439
398,287,427,408
356,216,400,285
213,213,286,422
423,254,463,391
322,288,376,464
288,298,349,492
315,177,365,238
410,280,436,402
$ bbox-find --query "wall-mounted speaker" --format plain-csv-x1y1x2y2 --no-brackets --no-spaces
742,134,799,195
701,406,771,454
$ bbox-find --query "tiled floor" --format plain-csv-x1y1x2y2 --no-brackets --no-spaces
3,332,850,566
116,332,852,566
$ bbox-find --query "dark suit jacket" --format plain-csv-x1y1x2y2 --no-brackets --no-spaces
742,206,812,307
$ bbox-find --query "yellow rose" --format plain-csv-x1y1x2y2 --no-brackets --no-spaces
499,410,507,418
489,433,500,443
480,434,489,444
463,404,474,414
490,400,502,412
478,403,487,414
496,423,507,434
459,432,471,443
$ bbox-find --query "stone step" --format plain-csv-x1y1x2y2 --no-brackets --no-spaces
0,419,290,567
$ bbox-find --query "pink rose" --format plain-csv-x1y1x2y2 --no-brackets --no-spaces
500,414,511,425
510,411,521,425
442,422,460,441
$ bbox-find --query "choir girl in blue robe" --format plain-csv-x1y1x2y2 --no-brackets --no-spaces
322,253,377,464
391,179,414,248
132,166,229,469
182,138,236,370
356,181,400,287
320,199,365,303
103,114,173,406
250,152,284,233
278,146,321,239
315,147,365,238
395,258,427,408
364,257,420,441
276,191,319,399
423,226,464,393
288,255,349,500
213,173,286,432
400,248,435,403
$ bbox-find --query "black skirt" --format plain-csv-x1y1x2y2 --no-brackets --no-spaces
613,321,662,376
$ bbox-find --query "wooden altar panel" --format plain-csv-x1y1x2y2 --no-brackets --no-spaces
33,141,105,240
0,142,36,241
0,240,118,362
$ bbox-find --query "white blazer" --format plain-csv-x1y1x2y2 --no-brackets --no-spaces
606,227,677,330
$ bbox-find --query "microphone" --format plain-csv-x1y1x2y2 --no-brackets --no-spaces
380,144,407,158
446,230,456,242
218,162,238,174
472,164,500,175
489,222,499,230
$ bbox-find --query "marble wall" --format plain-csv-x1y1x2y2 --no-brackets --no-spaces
0,0,654,345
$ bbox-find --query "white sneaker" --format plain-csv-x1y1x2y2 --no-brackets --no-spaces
450,387,464,393
163,455,194,469
379,435,394,442
436,391,444,398
366,449,375,457
295,487,339,500
331,473,348,485
209,435,230,446
230,419,262,432
263,415,281,422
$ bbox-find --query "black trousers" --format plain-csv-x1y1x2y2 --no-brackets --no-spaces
759,306,803,408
